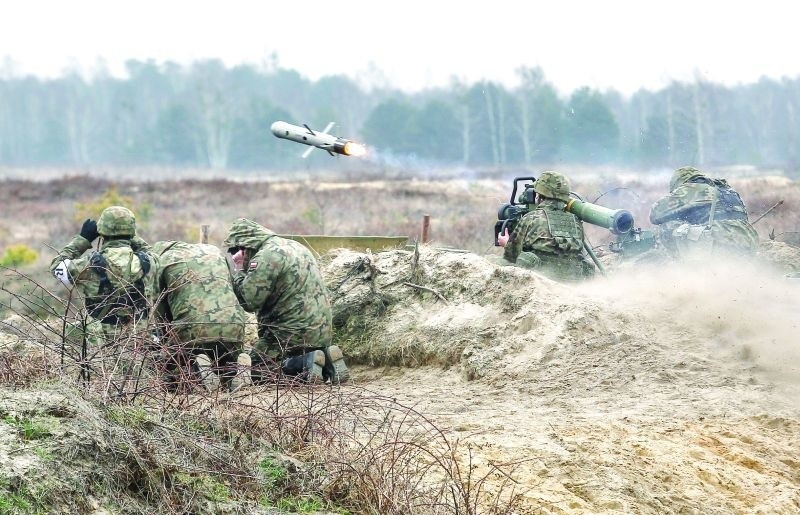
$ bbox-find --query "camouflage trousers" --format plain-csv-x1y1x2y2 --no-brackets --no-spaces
249,330,332,384
159,339,241,390
254,324,330,360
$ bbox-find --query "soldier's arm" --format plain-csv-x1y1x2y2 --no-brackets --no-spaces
503,216,532,263
50,235,94,286
649,186,711,225
231,255,278,313
649,194,683,224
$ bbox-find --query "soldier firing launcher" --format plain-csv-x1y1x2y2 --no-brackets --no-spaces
494,176,656,257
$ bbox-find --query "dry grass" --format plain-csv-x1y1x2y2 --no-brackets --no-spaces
2,170,796,261
0,270,527,514
0,167,797,512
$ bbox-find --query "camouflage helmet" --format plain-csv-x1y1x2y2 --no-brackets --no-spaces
97,206,136,237
222,218,274,252
533,171,571,202
670,166,704,192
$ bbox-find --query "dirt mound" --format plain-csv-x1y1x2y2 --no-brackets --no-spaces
323,246,553,374
758,239,800,274
325,245,799,386
324,245,800,512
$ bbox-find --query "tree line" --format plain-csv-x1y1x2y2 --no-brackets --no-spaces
1,59,798,171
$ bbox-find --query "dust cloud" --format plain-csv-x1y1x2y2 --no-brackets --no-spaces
579,257,800,385
327,245,800,512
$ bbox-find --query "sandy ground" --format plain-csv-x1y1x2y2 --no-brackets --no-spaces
324,245,800,513
353,366,800,513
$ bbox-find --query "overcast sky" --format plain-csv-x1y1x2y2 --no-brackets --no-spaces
1,0,798,95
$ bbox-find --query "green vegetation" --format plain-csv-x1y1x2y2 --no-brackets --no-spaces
174,473,230,503
0,244,39,267
0,492,33,514
106,405,150,427
258,456,289,488
32,447,53,462
256,457,350,513
73,187,134,223
2,415,52,441
273,496,325,513
258,492,327,513
0,482,49,515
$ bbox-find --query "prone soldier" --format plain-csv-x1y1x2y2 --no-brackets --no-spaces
649,167,759,259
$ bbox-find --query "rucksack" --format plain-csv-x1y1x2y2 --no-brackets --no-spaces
84,250,152,325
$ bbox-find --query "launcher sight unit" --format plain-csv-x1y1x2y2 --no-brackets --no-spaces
494,177,536,245
494,175,656,256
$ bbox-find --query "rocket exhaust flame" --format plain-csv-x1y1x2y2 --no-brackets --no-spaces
270,120,366,158
343,142,366,156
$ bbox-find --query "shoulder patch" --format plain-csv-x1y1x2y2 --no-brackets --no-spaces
249,261,259,270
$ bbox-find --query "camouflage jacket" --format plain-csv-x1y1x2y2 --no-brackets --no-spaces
649,177,759,254
50,235,159,326
503,200,594,281
152,241,245,346
224,219,332,352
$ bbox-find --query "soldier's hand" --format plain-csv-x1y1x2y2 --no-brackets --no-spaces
232,248,245,271
497,228,510,247
80,219,99,242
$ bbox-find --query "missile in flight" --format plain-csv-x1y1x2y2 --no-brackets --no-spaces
270,121,367,158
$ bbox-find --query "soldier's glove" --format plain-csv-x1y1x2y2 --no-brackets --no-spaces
80,219,99,242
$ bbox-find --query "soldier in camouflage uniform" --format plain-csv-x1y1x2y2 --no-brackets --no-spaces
649,167,759,259
497,171,595,282
222,218,349,384
51,206,159,354
151,241,248,391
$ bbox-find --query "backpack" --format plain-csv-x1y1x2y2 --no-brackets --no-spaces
84,250,152,325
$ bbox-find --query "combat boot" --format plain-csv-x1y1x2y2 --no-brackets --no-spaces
323,345,350,384
281,350,325,383
229,353,253,392
194,353,220,392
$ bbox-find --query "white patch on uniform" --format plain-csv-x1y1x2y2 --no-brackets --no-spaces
249,261,259,270
53,259,73,287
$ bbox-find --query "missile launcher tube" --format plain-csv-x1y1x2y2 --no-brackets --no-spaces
565,199,634,235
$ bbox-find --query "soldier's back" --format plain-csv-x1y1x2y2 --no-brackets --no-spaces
157,242,245,344
255,236,332,348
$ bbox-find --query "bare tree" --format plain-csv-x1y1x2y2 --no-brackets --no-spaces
483,83,500,166
191,63,237,169
666,88,676,165
64,74,92,165
692,76,707,166
515,67,545,165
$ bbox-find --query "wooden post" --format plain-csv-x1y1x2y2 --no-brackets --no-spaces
201,225,210,244
422,214,430,244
